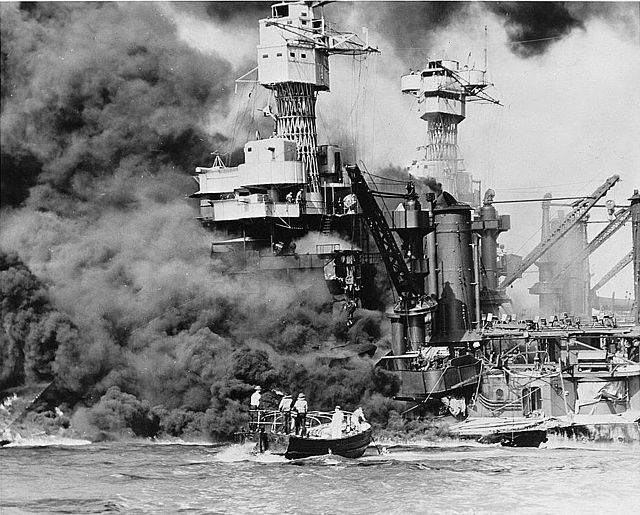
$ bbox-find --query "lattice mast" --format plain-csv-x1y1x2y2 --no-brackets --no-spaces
257,1,377,195
401,58,497,204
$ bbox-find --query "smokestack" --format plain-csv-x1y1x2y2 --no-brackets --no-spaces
431,205,475,342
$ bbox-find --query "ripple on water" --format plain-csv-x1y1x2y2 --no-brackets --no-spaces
3,441,639,514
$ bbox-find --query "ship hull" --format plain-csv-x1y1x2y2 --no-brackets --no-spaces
284,427,373,459
240,425,373,459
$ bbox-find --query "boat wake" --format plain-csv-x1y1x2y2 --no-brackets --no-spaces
214,443,287,463
152,438,220,447
4,435,91,448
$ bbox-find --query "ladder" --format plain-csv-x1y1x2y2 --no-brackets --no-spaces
321,215,333,235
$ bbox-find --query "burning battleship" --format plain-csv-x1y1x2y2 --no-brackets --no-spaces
190,1,380,317
190,1,640,447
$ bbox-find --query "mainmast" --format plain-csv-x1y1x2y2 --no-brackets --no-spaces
401,58,497,205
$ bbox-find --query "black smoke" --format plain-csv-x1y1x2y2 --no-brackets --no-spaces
0,2,402,440
204,1,271,22
1,2,232,212
332,1,638,61
487,2,585,58
0,251,79,389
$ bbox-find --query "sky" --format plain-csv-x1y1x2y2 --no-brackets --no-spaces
167,1,640,311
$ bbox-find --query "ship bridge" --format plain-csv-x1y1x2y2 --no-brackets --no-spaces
192,137,314,221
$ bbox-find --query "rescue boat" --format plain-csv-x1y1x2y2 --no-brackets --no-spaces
236,410,373,459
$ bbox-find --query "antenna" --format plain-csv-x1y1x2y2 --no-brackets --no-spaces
484,25,488,74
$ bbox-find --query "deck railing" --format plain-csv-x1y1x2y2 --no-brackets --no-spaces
248,409,355,434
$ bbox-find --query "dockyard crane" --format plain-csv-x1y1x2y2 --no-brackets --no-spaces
547,207,631,285
591,251,633,295
345,164,425,308
499,175,620,290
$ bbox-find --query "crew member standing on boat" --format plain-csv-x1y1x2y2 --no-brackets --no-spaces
250,386,262,409
352,407,366,431
279,394,293,434
250,386,262,427
293,393,308,436
331,406,344,439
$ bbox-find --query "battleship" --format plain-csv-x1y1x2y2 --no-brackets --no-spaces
190,0,381,316
190,1,639,448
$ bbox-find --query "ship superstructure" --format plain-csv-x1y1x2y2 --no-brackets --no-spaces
186,5,639,443
347,163,639,443
401,58,497,206
191,1,377,233
190,1,379,309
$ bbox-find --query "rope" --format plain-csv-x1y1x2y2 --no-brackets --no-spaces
467,361,484,410
400,372,445,416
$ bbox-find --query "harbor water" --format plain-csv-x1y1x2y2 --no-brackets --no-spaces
1,439,639,514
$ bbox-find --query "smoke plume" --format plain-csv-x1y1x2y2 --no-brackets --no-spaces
1,2,232,213
0,2,399,440
2,2,637,440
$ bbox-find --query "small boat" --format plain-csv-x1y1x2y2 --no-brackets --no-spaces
285,422,373,459
236,410,373,459
449,416,550,448
477,429,548,448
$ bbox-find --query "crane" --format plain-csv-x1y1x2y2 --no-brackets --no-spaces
547,207,631,285
591,251,633,295
499,174,620,290
345,164,423,307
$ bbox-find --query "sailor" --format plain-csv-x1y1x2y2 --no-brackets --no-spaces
250,386,262,427
286,192,294,203
344,299,357,327
250,386,262,410
278,394,293,434
296,189,304,204
352,407,366,431
331,406,344,439
293,393,308,436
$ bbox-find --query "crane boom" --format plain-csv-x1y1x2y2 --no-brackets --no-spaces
591,251,633,294
499,174,620,289
345,164,419,301
548,207,631,284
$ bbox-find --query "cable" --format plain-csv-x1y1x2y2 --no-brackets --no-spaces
491,196,593,204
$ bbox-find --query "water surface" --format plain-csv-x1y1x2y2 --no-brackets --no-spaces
1,439,639,514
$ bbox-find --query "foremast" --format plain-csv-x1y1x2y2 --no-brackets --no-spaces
258,1,378,197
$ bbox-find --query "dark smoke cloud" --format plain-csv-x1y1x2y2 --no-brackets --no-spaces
1,2,232,212
335,1,638,62
204,1,271,22
487,2,585,58
486,2,638,59
0,1,399,441
170,1,270,22
0,251,79,389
